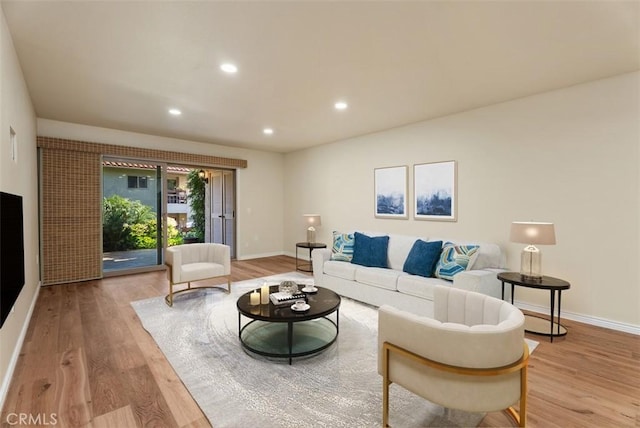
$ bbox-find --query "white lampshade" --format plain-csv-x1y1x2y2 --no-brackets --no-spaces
304,214,321,227
510,221,556,281
510,222,556,245
303,214,321,243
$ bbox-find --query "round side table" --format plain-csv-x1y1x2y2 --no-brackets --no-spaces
497,272,571,342
295,242,326,272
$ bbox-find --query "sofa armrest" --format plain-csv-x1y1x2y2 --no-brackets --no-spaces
210,244,231,275
165,247,182,283
452,268,509,300
312,248,332,285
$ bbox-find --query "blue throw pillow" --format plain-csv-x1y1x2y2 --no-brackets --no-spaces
351,232,389,268
403,240,443,277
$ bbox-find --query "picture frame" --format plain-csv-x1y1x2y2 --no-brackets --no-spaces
414,160,457,221
374,166,408,219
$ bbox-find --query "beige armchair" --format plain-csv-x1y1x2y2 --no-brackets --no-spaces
378,285,529,427
165,243,231,306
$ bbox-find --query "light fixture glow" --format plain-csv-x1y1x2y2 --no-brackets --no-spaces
220,63,238,74
263,128,274,135
168,108,182,116
334,101,348,110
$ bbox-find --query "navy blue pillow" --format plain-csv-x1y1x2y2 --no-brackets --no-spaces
351,232,389,268
403,240,443,277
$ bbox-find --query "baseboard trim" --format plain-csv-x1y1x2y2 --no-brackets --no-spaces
515,300,640,336
236,251,285,261
0,282,41,409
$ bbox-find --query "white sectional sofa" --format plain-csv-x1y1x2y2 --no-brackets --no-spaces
312,232,508,316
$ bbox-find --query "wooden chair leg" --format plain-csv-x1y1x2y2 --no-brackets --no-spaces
226,277,231,293
166,282,174,307
382,344,390,427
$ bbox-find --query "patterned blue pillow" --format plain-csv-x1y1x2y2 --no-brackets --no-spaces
435,243,480,280
331,231,355,262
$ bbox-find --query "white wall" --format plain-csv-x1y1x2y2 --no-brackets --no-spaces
37,119,286,261
0,8,38,405
284,72,640,331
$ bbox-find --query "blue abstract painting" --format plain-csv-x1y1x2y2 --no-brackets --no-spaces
414,161,457,221
375,166,408,218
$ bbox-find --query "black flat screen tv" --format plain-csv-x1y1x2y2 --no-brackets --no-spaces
0,191,25,328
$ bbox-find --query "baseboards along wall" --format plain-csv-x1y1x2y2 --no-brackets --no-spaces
0,283,41,410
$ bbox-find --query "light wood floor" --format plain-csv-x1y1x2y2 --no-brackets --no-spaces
1,255,638,427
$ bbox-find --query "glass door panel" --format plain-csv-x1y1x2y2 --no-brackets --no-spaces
102,159,165,273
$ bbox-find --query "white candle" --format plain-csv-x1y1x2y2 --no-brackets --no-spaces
261,283,270,304
250,290,260,306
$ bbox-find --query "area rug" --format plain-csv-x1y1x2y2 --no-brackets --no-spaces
132,273,536,428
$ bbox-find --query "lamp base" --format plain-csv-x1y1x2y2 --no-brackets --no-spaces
307,227,316,244
520,245,543,281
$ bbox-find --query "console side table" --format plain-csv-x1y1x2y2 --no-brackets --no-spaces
295,242,326,272
497,272,571,342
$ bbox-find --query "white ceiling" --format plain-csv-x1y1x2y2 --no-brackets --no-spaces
2,1,639,153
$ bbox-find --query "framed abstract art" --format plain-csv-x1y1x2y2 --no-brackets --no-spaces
374,166,408,219
414,160,457,221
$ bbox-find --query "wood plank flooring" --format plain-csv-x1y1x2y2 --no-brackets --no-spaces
2,255,639,427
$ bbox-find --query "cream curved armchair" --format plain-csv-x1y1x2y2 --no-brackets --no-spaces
378,285,528,427
165,243,231,307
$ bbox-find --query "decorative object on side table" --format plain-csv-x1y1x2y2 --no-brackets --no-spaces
510,221,556,280
303,214,321,243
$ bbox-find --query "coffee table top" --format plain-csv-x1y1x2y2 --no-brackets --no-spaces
237,285,341,322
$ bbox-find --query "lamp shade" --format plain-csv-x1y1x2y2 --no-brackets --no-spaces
510,222,556,245
303,214,321,227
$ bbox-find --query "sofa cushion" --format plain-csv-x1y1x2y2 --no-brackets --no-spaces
181,262,226,283
323,260,357,280
397,275,448,301
403,240,443,278
351,232,389,268
330,231,355,262
355,266,405,291
435,244,480,280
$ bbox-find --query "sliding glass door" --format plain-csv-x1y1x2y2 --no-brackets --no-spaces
102,158,165,273
102,161,235,273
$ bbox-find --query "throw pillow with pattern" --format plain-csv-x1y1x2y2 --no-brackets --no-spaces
435,243,480,280
331,231,355,262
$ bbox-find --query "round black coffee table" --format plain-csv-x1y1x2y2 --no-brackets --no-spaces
237,285,341,364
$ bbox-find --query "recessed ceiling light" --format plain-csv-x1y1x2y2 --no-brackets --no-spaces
334,101,348,110
168,108,182,116
263,128,274,135
220,63,238,74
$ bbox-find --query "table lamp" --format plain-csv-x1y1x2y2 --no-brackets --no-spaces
510,221,556,281
303,214,321,243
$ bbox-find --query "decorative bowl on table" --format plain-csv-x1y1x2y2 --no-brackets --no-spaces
278,280,299,295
